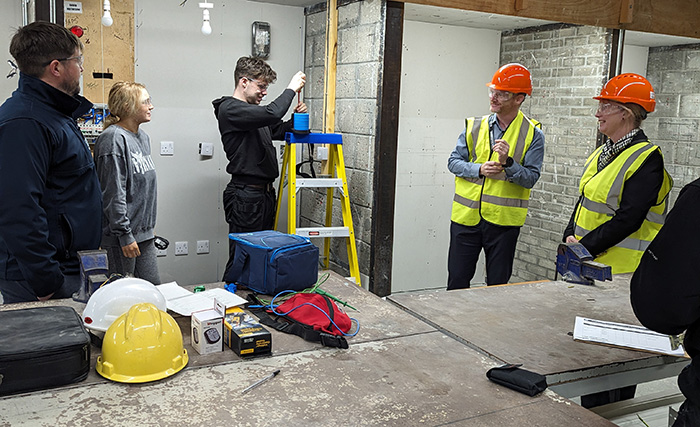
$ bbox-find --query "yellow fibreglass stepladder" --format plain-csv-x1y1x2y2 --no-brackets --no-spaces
273,130,361,286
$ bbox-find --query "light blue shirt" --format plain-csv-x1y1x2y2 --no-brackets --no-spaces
447,113,544,189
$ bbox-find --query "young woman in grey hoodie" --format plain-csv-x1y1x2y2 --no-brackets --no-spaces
94,82,159,284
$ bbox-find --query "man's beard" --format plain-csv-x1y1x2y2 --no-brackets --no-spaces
60,79,80,97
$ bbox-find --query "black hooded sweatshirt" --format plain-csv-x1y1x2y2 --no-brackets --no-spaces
212,88,296,185
631,178,700,409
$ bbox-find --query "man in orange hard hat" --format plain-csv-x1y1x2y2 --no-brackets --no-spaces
447,63,544,290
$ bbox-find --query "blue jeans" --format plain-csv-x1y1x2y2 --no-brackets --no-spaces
0,274,81,304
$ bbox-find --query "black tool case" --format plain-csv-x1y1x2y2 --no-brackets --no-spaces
0,306,91,396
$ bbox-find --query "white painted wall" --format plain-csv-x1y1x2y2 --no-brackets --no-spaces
0,2,305,287
0,1,23,101
133,0,305,285
621,44,649,75
392,21,500,293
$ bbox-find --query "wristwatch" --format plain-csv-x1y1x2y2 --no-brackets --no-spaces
501,157,514,168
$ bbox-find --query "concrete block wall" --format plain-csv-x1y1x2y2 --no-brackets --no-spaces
644,44,700,205
499,25,612,282
302,0,384,284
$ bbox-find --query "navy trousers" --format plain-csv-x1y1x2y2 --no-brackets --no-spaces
447,220,520,290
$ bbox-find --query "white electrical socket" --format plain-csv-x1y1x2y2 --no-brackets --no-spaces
160,141,174,156
196,240,210,254
199,142,214,157
156,248,167,257
317,146,329,160
175,241,188,256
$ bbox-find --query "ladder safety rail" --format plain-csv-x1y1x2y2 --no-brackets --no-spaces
274,132,361,286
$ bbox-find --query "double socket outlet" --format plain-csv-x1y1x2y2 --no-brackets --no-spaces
173,240,210,256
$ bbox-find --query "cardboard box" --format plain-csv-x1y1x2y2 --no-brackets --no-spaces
223,307,271,357
191,300,224,355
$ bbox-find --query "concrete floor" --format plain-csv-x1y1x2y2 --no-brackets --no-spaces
0,275,686,426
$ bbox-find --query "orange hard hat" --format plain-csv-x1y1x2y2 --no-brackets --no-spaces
486,63,532,96
593,73,656,113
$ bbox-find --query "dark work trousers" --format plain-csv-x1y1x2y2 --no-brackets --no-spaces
672,361,700,426
222,181,276,281
447,220,520,290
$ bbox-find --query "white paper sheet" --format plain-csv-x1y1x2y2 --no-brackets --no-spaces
155,281,192,299
573,316,686,357
155,282,247,316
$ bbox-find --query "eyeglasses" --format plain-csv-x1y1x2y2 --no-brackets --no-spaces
44,55,84,67
595,102,629,115
57,55,84,67
246,77,269,91
488,88,514,102
142,97,153,106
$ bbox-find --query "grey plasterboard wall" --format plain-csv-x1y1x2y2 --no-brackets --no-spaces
0,1,304,287
392,21,500,292
132,0,305,285
0,1,23,100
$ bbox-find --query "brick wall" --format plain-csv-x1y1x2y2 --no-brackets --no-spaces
302,7,700,289
303,0,384,284
499,25,612,282
645,44,700,205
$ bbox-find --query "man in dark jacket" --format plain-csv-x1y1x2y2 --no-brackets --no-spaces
631,179,700,426
0,22,102,303
213,56,306,279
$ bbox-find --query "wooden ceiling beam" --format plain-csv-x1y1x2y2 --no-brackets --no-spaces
400,0,700,39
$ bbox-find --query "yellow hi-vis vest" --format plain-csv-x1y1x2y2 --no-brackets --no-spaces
451,111,537,227
573,141,673,274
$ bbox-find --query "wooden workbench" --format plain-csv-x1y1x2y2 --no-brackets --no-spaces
387,274,688,398
0,272,613,426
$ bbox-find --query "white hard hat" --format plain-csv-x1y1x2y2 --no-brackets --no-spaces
82,277,167,332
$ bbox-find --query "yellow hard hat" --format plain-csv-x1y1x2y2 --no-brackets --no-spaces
96,302,189,383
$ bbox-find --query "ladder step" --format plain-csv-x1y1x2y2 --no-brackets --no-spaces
296,178,343,189
297,227,350,238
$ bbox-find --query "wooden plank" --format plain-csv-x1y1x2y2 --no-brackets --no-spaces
619,0,634,24
322,0,338,134
64,0,135,105
0,332,615,426
0,271,434,387
369,1,404,298
399,0,700,39
388,274,674,376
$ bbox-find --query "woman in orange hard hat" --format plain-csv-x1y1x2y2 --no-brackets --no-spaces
564,73,672,275
564,73,672,407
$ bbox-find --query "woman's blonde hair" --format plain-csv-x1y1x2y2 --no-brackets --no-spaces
104,81,147,129
625,103,648,128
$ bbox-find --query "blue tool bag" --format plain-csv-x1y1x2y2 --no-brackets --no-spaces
225,230,319,295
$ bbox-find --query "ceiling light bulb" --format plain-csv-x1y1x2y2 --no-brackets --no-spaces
201,9,212,35
101,0,113,27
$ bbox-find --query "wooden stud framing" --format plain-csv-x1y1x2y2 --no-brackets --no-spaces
398,0,700,39
322,0,338,134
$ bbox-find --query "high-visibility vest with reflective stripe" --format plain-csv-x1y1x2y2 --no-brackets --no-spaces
573,141,673,274
451,111,537,227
